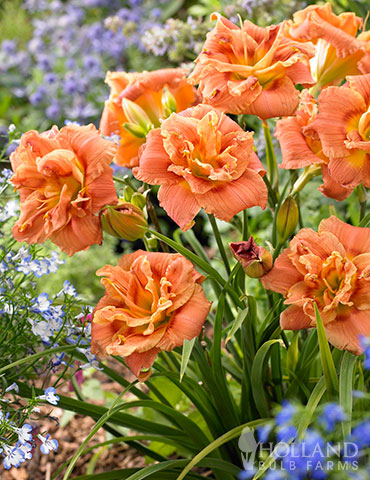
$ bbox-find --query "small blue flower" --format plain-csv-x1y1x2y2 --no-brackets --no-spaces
276,425,297,443
44,387,60,405
238,468,256,479
264,471,286,480
257,424,273,443
31,293,52,314
275,401,297,426
62,280,77,297
5,382,19,393
359,336,370,369
38,434,58,454
2,443,25,469
318,403,347,432
14,424,33,445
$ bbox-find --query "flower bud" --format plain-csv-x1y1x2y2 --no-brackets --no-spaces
101,201,147,241
230,237,273,278
122,122,147,138
123,185,135,202
161,87,177,117
121,98,153,133
131,192,147,209
276,196,299,243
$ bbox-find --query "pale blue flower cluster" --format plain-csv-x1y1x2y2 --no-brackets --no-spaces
0,387,59,469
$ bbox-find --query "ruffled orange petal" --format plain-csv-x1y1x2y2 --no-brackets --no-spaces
327,151,368,187
319,164,353,201
324,309,370,355
50,215,102,256
276,116,324,169
88,167,117,212
305,86,366,158
133,129,177,185
352,253,370,310
60,124,117,183
157,183,200,231
195,168,267,222
157,284,211,350
243,76,300,119
347,73,370,105
280,305,312,330
91,319,117,357
124,348,160,381
261,247,303,295
319,216,370,257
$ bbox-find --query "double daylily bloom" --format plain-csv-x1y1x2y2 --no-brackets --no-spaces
262,217,370,354
91,251,211,380
189,13,315,119
133,104,268,230
11,124,117,255
277,74,370,199
285,3,370,91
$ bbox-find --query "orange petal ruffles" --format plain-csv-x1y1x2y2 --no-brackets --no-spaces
188,13,315,119
11,124,117,256
286,3,370,89
99,68,198,168
91,250,211,381
302,74,370,193
261,216,370,354
275,90,353,200
133,104,268,230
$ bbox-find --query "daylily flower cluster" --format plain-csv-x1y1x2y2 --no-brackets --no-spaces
7,1,370,383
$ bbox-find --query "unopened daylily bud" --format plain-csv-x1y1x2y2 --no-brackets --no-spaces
161,87,177,117
276,196,299,243
101,201,147,241
123,185,135,202
121,98,153,133
122,122,147,138
131,192,147,209
230,237,273,278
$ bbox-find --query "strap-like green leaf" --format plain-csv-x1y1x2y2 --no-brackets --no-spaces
180,338,196,382
314,304,338,397
251,340,281,417
176,419,268,480
339,351,357,438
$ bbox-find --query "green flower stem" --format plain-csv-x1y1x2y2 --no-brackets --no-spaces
242,209,249,240
208,214,231,275
273,241,284,260
357,184,367,222
292,164,321,196
146,194,169,253
263,120,279,197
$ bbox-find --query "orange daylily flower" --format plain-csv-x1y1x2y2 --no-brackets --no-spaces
302,74,370,192
91,250,211,381
11,124,117,256
261,216,370,355
133,104,268,230
188,13,315,119
286,3,370,91
275,90,352,200
99,68,198,168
